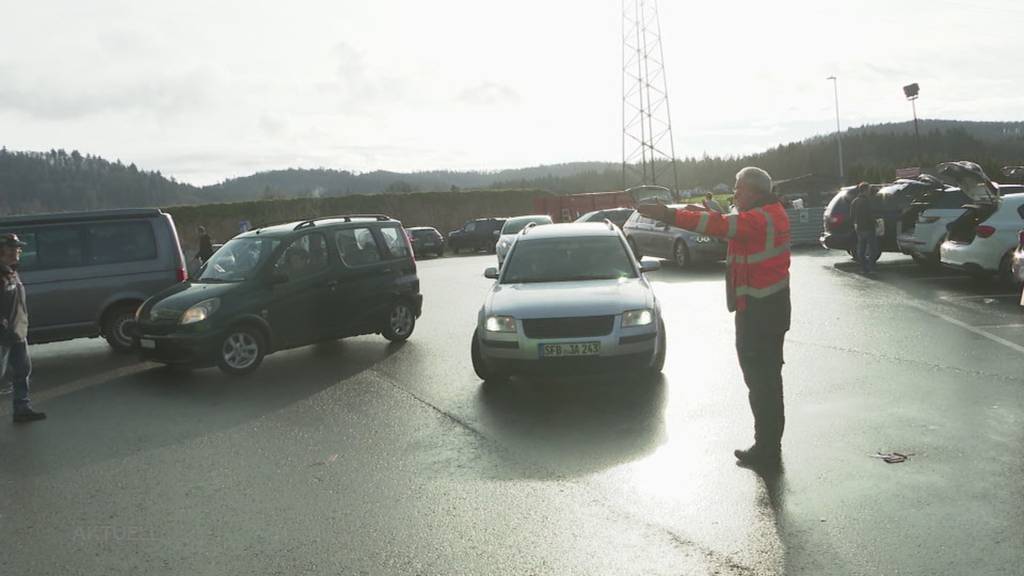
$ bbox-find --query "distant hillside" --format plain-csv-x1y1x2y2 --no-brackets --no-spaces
201,162,615,202
2,119,1022,215
0,148,203,215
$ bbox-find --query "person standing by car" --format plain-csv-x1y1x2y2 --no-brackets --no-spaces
849,183,878,274
195,226,215,265
639,167,790,467
0,233,46,423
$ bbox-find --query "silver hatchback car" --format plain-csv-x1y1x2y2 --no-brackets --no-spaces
471,222,665,381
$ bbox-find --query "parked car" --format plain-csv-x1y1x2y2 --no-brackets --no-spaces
471,222,665,382
0,208,188,351
574,207,636,229
448,218,506,254
941,193,1024,283
821,178,942,259
131,215,422,375
622,205,727,267
406,226,445,258
495,215,553,266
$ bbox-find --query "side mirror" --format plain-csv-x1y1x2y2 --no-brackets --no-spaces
484,267,499,279
639,260,661,273
269,271,290,285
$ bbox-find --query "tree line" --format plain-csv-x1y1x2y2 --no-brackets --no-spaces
2,120,1022,216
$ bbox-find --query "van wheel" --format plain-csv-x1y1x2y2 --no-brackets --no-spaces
383,300,416,342
103,303,138,352
471,331,507,383
673,240,690,268
217,326,266,375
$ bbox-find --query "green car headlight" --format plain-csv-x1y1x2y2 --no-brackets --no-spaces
180,298,221,325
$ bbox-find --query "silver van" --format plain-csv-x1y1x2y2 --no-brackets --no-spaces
0,209,188,351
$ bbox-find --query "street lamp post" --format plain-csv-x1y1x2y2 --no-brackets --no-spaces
827,76,844,184
903,83,922,166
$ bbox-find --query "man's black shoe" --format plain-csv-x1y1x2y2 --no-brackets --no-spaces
734,445,781,467
13,409,46,423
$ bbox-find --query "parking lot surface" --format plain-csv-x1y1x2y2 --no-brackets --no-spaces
3,250,1022,576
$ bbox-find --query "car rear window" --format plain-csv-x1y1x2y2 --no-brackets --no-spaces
379,226,410,259
335,227,383,266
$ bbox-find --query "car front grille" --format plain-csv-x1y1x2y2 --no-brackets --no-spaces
522,316,615,339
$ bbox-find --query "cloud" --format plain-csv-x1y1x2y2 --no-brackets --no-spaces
457,82,521,106
0,66,212,120
315,42,410,111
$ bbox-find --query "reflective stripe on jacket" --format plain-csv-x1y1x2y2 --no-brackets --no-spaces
674,202,791,315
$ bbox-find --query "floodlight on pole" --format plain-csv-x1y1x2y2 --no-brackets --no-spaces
826,75,844,184
903,83,922,165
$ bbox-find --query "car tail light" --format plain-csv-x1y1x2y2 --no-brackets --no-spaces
176,265,189,283
1018,229,1024,248
976,225,996,239
827,213,846,229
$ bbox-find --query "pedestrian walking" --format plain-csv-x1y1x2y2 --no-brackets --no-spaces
1,233,46,423
639,167,790,467
195,226,215,265
849,183,878,274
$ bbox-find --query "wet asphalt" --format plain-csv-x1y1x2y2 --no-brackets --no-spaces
2,249,1022,576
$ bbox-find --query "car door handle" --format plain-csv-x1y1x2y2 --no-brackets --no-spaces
327,280,339,290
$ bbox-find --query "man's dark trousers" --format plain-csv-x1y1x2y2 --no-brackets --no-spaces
0,341,33,413
735,311,786,451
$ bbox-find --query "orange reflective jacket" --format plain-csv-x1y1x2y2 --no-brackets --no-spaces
674,202,791,313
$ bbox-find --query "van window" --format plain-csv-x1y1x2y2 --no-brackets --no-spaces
464,222,477,233
86,221,157,265
335,228,382,266
379,227,409,259
12,227,84,271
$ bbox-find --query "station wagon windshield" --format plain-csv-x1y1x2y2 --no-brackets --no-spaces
501,236,637,284
197,237,280,283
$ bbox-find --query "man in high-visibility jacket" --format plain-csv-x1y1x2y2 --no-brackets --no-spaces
639,167,791,467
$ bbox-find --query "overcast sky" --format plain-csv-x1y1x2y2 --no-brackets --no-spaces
2,0,1022,185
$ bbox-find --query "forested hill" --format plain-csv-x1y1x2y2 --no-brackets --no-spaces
0,148,202,215
3,120,1022,215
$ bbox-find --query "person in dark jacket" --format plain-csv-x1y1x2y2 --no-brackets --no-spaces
640,167,790,467
195,226,215,265
1,233,46,423
849,183,878,274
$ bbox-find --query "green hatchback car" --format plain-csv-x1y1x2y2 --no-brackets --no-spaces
130,215,423,375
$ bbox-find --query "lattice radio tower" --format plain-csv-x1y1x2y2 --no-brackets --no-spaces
622,0,679,191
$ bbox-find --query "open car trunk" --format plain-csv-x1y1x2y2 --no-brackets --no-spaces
935,161,1001,244
946,203,999,243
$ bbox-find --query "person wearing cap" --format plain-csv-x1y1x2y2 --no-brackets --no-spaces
1,233,46,423
639,167,790,467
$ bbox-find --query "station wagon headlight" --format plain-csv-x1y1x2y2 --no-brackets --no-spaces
180,298,221,325
485,315,517,333
622,308,654,327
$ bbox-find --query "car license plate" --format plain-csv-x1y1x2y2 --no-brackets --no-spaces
140,338,156,350
540,342,600,358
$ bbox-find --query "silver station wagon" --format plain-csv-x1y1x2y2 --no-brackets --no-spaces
471,222,666,381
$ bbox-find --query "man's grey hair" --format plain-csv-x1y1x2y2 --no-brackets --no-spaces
735,167,773,196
